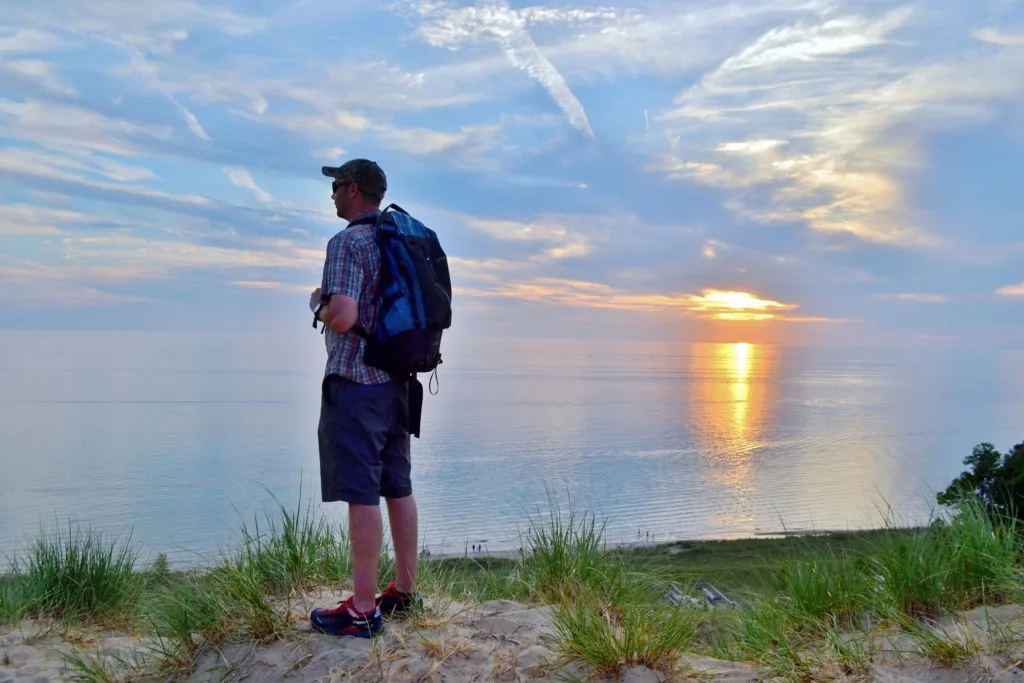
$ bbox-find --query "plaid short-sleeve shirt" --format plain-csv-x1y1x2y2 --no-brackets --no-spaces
320,209,392,385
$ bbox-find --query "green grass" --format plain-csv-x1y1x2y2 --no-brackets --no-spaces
1,493,1022,681
0,574,26,624
10,520,141,624
517,493,609,604
869,501,1020,619
144,572,231,675
61,647,148,683
234,492,352,594
553,591,704,677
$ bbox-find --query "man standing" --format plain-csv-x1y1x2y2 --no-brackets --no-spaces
308,159,423,638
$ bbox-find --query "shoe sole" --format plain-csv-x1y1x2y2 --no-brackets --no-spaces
310,612,383,639
310,620,382,638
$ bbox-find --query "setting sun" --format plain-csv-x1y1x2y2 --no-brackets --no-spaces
686,289,798,321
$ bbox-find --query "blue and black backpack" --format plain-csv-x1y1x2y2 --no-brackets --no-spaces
351,204,452,382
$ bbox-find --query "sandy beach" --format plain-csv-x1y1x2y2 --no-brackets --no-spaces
4,590,1024,682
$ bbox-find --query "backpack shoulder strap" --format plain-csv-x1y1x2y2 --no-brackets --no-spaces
348,215,379,228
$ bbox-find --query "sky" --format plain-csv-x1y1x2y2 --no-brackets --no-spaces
0,0,1022,348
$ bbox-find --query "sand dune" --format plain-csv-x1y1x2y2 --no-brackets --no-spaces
3,593,1024,682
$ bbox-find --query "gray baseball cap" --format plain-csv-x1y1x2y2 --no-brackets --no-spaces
321,158,387,198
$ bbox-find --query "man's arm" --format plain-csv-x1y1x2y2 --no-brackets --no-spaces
313,235,364,333
313,293,359,333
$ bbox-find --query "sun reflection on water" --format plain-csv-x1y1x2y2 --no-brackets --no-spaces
687,342,781,532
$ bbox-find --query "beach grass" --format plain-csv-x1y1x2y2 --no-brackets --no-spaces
0,574,26,625
4,520,141,626
2,493,1022,681
235,492,353,594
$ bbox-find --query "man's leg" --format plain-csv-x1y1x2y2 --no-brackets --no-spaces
349,503,383,613
380,380,418,597
312,376,389,637
386,494,418,593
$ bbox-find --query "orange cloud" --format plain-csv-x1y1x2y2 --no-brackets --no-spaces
874,293,947,303
997,282,1024,297
231,280,312,294
458,278,840,322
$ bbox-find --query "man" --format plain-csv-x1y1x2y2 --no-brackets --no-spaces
308,159,423,638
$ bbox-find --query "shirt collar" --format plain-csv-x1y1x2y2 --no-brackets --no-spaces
347,208,381,227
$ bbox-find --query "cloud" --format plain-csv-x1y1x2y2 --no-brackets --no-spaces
0,257,154,307
372,123,500,158
972,28,1024,46
60,234,320,273
703,241,724,259
223,167,273,204
461,213,607,261
0,98,171,158
0,29,76,96
119,42,212,142
459,276,838,322
0,204,87,235
4,1,266,53
1,148,159,184
230,280,312,294
652,6,1024,247
0,29,66,54
997,283,1024,297
874,293,947,303
412,0,597,138
447,256,530,282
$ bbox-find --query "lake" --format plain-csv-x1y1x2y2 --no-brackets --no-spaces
0,330,1021,568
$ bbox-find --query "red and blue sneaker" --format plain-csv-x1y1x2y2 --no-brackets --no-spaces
375,582,424,617
310,596,383,638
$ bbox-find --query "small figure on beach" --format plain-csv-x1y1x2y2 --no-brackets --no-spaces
307,158,451,639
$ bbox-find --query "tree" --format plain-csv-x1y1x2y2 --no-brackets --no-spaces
938,441,1024,520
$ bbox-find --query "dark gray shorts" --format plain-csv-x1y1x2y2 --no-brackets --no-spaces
318,374,411,506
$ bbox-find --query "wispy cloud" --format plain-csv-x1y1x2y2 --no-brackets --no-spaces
997,282,1024,297
223,167,273,204
459,276,839,322
0,204,86,235
972,28,1024,46
874,293,948,303
462,213,609,261
0,98,170,158
119,42,212,142
61,234,319,273
0,257,153,306
0,29,75,95
652,6,1024,247
230,280,312,294
412,0,599,138
5,1,266,53
0,29,66,54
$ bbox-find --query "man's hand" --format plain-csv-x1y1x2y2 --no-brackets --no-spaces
310,287,322,313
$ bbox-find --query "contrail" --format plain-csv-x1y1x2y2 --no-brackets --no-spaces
416,0,595,139
124,45,212,142
487,3,594,138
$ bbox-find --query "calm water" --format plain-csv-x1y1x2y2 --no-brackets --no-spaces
0,330,1021,568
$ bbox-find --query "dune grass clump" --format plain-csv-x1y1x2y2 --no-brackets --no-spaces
870,499,1021,619
234,494,352,594
775,549,874,625
14,521,140,624
518,494,708,676
553,589,704,678
518,494,609,604
143,496,347,675
144,572,233,676
0,574,26,625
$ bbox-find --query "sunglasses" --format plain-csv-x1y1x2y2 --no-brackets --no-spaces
331,180,355,194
